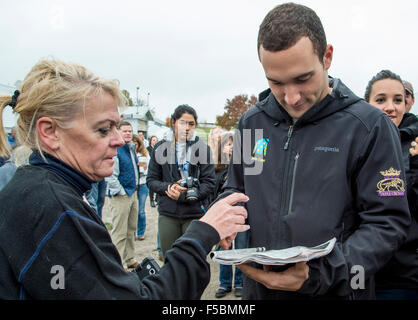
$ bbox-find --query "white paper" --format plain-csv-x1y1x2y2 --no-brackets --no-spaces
210,238,336,266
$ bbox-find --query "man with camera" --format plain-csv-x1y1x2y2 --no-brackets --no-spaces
147,105,216,258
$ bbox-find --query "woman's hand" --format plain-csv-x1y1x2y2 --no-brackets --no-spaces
138,161,147,170
172,179,187,194
199,193,250,240
165,184,181,200
410,137,418,156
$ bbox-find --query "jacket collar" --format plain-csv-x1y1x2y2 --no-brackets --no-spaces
29,151,93,196
399,113,418,141
258,77,362,126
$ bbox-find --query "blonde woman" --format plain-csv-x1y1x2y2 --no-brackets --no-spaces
207,126,225,165
0,58,249,299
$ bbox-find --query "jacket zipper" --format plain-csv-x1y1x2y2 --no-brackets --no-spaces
288,153,300,215
284,125,294,150
278,124,296,247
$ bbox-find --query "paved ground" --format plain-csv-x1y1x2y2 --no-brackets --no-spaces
102,197,241,300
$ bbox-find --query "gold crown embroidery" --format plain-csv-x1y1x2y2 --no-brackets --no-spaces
377,167,405,197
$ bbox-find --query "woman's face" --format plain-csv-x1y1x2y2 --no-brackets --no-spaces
223,137,234,158
55,92,124,181
150,136,158,147
211,127,223,142
173,113,196,142
369,78,406,127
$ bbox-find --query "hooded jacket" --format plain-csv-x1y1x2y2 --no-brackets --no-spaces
218,78,411,299
147,131,215,219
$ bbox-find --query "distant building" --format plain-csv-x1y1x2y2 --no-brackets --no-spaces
120,106,170,140
120,106,154,135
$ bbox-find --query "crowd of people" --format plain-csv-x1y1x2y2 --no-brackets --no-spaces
0,2,417,300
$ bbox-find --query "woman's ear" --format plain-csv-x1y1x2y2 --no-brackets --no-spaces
36,117,60,150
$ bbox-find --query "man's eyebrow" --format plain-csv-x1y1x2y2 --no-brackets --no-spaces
295,71,313,79
266,71,313,83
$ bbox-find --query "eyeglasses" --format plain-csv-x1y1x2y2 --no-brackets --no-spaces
177,120,196,127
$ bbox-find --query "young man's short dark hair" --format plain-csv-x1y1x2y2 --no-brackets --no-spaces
257,2,327,62
118,121,132,129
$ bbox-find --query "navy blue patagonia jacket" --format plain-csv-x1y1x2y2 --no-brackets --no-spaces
216,77,411,300
0,151,219,299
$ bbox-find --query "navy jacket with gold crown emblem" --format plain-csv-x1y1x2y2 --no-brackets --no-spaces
216,77,411,299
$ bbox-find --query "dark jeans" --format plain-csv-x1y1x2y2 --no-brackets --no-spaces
96,179,107,218
219,230,249,289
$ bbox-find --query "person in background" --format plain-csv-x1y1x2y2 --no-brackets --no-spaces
364,70,418,299
7,127,17,150
138,131,149,148
0,93,19,167
105,121,140,270
147,135,159,207
399,80,416,129
132,134,150,241
0,145,31,192
0,58,250,299
404,81,415,113
147,104,216,258
207,126,225,165
147,135,163,260
210,132,248,299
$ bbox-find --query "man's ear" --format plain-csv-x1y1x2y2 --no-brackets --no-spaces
323,44,333,71
36,117,60,151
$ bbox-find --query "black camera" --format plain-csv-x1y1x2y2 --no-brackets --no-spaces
179,176,200,202
132,257,161,280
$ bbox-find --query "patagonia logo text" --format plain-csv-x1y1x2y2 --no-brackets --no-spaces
377,168,405,197
314,146,340,153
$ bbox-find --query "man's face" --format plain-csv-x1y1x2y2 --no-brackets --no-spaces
405,91,415,113
259,36,333,119
119,125,133,143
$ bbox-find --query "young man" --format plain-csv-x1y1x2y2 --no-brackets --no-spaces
105,121,140,270
217,3,411,299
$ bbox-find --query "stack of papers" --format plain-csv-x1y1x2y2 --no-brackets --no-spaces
210,238,336,266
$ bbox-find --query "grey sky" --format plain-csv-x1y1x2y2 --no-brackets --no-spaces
1,0,417,122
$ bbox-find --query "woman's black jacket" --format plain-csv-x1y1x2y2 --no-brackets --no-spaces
147,135,216,219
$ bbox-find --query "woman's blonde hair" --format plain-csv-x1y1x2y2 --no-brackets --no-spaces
0,57,127,158
208,126,225,164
